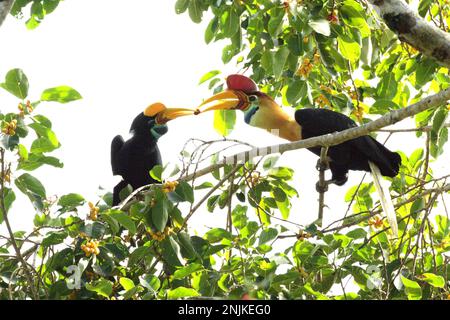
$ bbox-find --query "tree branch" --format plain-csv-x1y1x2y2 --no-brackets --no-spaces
368,0,450,67
218,87,450,166
317,147,329,226
0,0,13,28
120,88,450,215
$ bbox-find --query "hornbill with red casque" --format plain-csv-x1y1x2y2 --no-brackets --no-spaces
180,74,401,236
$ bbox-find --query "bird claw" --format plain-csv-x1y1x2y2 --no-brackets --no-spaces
316,159,329,171
315,181,329,193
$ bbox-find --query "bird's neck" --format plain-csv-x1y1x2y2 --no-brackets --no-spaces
132,131,157,143
279,119,302,142
251,107,302,142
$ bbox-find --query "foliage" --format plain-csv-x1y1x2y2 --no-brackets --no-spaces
0,0,449,300
10,0,62,30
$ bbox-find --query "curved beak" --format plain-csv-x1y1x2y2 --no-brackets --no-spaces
196,90,250,113
144,103,196,124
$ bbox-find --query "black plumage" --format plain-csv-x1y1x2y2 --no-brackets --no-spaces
294,108,401,185
111,112,167,206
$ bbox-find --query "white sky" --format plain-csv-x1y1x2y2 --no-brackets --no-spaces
0,0,448,236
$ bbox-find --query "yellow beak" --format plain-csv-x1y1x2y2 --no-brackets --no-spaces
195,90,250,113
144,103,196,124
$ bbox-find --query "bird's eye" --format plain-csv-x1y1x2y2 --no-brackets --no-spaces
249,95,257,102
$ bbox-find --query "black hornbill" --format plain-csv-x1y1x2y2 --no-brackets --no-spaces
171,74,401,236
111,104,194,206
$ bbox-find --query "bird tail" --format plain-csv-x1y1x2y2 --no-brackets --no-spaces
369,161,398,238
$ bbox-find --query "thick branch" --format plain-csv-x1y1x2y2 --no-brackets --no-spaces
219,87,450,166
0,0,13,28
368,0,450,67
120,88,450,211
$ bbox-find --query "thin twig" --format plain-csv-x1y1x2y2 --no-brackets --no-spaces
0,148,38,300
317,147,329,226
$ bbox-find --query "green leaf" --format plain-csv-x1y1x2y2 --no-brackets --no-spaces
309,19,330,36
221,7,239,37
41,86,82,103
11,0,33,17
29,122,59,145
263,156,280,170
149,165,163,182
160,236,184,267
0,188,16,224
173,181,194,203
119,277,135,291
261,50,274,74
259,228,278,245
418,0,433,17
401,276,422,300
340,1,369,34
338,35,361,62
205,17,219,44
188,0,202,23
286,80,307,105
80,222,106,239
140,274,160,293
15,173,46,198
370,99,399,115
432,107,448,134
0,69,29,99
175,0,189,14
26,16,40,30
30,137,59,153
18,154,63,171
207,194,220,212
18,144,29,160
42,231,68,247
269,167,294,180
173,263,203,279
376,72,397,100
346,228,367,239
204,228,232,243
419,273,445,288
58,193,85,207
198,70,220,85
167,287,200,299
177,232,197,259
436,215,449,237
415,58,438,88
109,210,137,235
195,182,214,190
43,0,60,14
268,9,284,37
86,279,113,299
222,44,238,64
273,46,290,79
214,109,236,136
152,193,169,232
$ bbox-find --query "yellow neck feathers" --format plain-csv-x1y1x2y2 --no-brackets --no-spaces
250,99,302,142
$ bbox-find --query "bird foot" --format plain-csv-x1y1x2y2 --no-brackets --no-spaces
316,159,329,171
315,181,329,193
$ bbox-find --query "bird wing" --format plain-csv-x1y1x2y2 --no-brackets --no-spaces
111,135,125,175
294,108,356,136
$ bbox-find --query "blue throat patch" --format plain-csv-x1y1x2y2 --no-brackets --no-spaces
244,104,259,124
150,124,168,140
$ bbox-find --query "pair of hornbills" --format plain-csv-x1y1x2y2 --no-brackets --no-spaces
111,74,401,236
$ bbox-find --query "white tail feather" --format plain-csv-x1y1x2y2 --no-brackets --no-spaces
369,161,398,237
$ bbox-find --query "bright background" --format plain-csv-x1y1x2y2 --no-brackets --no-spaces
0,1,448,236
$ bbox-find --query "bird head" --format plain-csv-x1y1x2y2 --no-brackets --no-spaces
197,74,300,140
140,102,198,139
144,102,197,124
130,111,169,140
